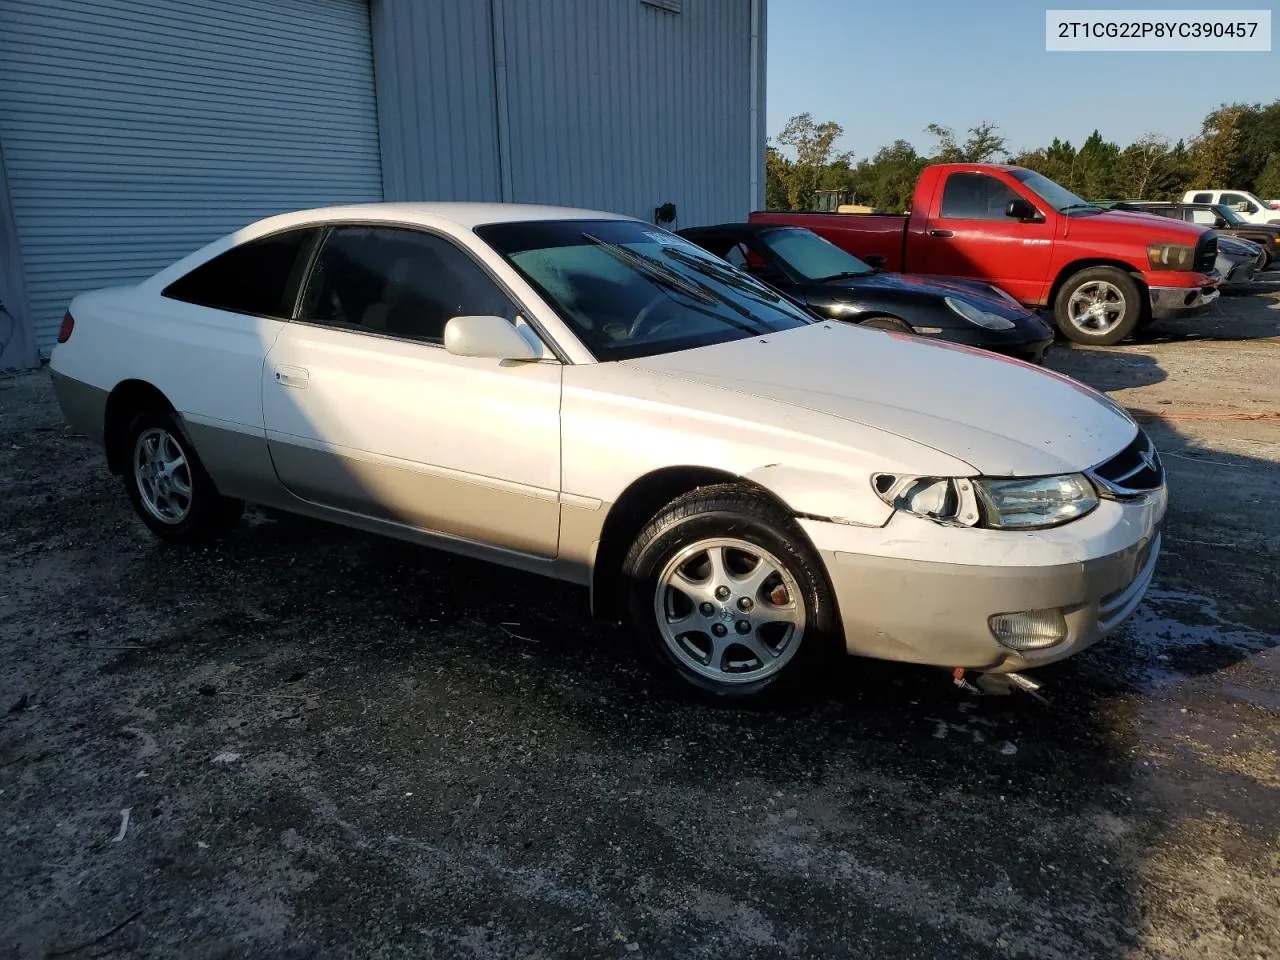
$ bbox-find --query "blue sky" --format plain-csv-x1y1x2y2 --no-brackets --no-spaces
766,0,1279,158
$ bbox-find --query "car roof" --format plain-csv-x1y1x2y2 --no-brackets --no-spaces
247,201,636,232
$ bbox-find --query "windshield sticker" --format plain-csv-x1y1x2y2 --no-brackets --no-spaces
642,230,691,247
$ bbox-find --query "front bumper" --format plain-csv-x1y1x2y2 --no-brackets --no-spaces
802,488,1166,672
918,323,1055,365
1149,283,1219,320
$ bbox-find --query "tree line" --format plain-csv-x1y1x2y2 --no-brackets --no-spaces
765,100,1280,213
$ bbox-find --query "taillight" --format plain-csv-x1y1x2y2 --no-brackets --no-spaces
57,311,74,343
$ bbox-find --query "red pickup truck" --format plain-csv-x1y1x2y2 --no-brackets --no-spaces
750,163,1220,345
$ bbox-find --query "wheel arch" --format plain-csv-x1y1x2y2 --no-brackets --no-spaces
588,465,808,621
103,379,177,475
1048,258,1150,317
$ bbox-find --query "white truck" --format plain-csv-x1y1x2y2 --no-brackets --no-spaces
1182,189,1280,225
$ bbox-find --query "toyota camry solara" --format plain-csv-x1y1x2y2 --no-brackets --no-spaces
49,203,1166,701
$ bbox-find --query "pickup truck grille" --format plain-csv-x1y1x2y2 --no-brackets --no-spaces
1196,234,1218,274
1089,429,1164,497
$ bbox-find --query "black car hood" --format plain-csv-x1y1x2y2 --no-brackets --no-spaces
818,271,1032,318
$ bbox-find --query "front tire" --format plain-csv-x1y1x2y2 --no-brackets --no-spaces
1053,267,1143,346
621,484,840,701
121,408,243,543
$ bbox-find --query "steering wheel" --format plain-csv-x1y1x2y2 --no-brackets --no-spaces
628,292,682,339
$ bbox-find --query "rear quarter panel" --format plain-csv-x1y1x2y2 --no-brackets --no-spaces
52,285,281,434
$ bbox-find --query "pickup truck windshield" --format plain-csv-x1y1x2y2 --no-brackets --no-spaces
755,226,875,281
475,219,814,361
1010,169,1099,215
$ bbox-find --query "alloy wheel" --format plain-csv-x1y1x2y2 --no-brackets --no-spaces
653,537,805,684
133,426,193,524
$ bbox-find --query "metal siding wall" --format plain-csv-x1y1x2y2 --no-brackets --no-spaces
370,0,502,202
0,0,382,354
496,0,753,228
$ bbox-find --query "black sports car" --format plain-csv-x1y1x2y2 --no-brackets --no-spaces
677,222,1055,363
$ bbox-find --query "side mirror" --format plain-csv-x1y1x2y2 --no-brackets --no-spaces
1214,217,1228,228
863,254,886,269
444,315,539,360
1005,197,1039,222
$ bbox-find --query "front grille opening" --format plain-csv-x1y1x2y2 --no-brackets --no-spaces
1090,430,1164,496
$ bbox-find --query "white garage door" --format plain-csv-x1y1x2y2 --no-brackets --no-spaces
0,0,383,354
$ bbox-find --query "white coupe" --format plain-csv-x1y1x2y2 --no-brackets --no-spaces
49,203,1166,700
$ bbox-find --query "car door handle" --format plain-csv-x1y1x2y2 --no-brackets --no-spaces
928,229,954,238
274,365,310,389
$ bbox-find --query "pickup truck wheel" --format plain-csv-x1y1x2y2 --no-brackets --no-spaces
621,484,839,702
121,408,244,543
1054,268,1142,346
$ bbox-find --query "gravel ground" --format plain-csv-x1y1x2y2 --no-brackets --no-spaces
2,276,1279,959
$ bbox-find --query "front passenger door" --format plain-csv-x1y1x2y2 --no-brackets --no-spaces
261,225,563,557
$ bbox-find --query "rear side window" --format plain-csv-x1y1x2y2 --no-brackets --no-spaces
162,227,320,318
1192,192,1213,203
939,173,1019,220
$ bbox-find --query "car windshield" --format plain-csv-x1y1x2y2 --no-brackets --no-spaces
1010,168,1097,214
1215,205,1247,226
754,226,874,281
474,219,815,361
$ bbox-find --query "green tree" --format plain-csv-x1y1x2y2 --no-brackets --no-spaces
774,113,853,210
926,122,1007,163
1257,152,1280,198
1116,133,1174,199
1193,105,1245,188
764,144,793,209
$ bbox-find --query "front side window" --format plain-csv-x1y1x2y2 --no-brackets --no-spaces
1188,208,1218,226
939,173,1021,221
298,226,517,343
475,219,814,361
162,227,320,318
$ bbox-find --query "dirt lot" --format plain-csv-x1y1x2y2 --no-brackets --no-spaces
2,276,1279,960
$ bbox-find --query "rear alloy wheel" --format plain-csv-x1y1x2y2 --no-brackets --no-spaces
1053,267,1142,346
622,485,838,701
122,408,243,543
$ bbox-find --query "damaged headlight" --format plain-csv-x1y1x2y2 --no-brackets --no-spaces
944,296,1016,331
873,473,1098,529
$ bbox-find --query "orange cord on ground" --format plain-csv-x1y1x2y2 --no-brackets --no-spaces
1127,408,1280,422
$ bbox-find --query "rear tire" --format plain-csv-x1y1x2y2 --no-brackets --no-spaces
621,484,840,702
121,407,243,543
1053,267,1142,346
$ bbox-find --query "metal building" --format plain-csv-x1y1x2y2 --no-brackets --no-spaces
0,0,767,368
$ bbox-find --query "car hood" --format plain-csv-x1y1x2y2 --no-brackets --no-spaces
817,272,1037,323
625,323,1137,476
1072,208,1209,243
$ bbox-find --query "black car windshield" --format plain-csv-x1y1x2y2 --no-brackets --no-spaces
474,219,815,361
754,226,874,281
1214,204,1247,226
1010,168,1097,214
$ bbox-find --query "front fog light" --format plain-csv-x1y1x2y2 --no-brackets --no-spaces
989,609,1068,651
